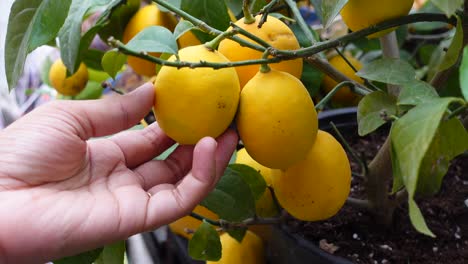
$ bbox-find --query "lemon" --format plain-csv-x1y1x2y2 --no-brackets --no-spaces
123,4,178,76
321,54,364,106
154,45,240,145
236,69,318,169
218,15,302,88
272,130,351,221
207,231,265,264
49,59,88,96
177,30,201,48
169,205,218,239
340,0,414,38
236,148,278,217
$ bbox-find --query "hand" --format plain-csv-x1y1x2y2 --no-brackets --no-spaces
0,83,238,263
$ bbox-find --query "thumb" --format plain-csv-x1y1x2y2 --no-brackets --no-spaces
48,82,154,139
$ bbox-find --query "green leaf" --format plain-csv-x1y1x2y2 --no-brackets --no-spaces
188,221,222,261
417,118,468,195
74,81,104,100
227,228,247,243
59,0,108,73
54,248,103,264
82,49,106,71
460,46,468,101
98,0,141,41
125,26,178,54
356,58,416,86
250,0,268,14
390,97,461,236
201,167,256,222
300,63,323,97
181,0,231,42
357,91,396,136
174,20,196,40
438,17,463,72
225,0,242,17
102,50,127,78
310,0,348,29
95,241,126,264
5,0,72,90
228,164,267,201
408,199,434,237
430,0,463,17
398,81,439,106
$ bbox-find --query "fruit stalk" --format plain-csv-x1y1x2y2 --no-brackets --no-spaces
258,0,281,27
242,0,256,24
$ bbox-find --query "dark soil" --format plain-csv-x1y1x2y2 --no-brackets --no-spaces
285,128,468,264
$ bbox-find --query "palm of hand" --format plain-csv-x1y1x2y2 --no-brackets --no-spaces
0,84,237,263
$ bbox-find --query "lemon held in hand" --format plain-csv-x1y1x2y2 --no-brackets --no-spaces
207,230,265,264
272,130,351,221
236,68,318,169
340,0,414,38
123,4,177,76
154,45,240,145
218,15,302,88
49,59,88,96
321,54,364,106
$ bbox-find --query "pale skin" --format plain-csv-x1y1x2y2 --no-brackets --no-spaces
0,83,238,263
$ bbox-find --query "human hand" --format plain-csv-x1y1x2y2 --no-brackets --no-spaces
0,83,238,263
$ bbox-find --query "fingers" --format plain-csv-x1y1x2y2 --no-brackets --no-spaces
110,122,175,168
143,129,238,228
49,82,154,139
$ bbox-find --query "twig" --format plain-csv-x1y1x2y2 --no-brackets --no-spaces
314,81,355,110
189,212,283,228
346,197,371,210
257,0,280,27
230,22,272,48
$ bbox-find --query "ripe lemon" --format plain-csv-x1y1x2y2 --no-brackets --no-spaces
236,148,278,217
207,231,265,264
154,45,240,145
272,130,351,221
218,15,302,88
49,59,88,96
169,205,218,239
340,0,414,38
321,54,363,106
177,30,201,48
236,69,318,169
123,4,177,76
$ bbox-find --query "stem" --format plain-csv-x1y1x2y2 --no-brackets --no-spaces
315,81,355,110
189,212,282,228
379,31,401,96
330,122,369,177
243,0,256,24
258,0,280,27
446,103,468,120
283,0,317,44
260,49,272,73
230,22,272,48
204,30,237,50
346,197,371,210
190,212,220,226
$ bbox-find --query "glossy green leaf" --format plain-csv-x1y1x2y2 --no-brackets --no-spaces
398,80,439,106
310,0,348,29
201,167,256,222
417,118,468,195
102,50,127,78
59,0,113,73
301,63,323,97
224,0,242,16
408,199,434,237
356,58,416,86
229,164,267,201
54,248,103,264
438,17,463,72
82,49,106,71
95,241,126,264
125,26,178,54
391,97,461,236
5,0,72,90
227,228,247,243
460,46,468,101
98,0,140,42
174,20,196,40
430,0,463,17
181,0,231,42
188,221,222,261
357,91,396,136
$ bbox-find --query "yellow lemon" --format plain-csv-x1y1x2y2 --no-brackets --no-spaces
340,0,414,38
272,130,351,221
154,45,240,145
49,59,88,96
321,54,364,106
218,15,302,88
236,148,279,217
169,205,218,239
177,30,201,48
236,69,318,169
207,231,265,264
123,4,178,76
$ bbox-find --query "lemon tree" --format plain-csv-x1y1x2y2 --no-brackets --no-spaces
5,0,468,263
